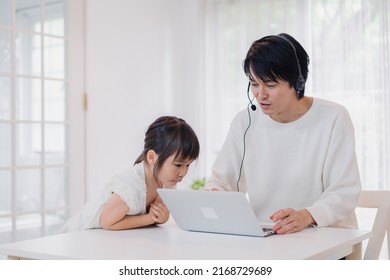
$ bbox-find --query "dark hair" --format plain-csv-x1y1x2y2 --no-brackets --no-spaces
243,33,309,99
134,116,200,180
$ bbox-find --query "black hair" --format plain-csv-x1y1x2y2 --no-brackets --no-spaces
243,33,309,99
134,116,200,181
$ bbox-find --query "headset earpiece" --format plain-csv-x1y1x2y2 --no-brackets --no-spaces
277,34,306,98
295,75,305,93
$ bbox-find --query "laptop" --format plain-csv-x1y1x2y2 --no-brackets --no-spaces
157,189,276,237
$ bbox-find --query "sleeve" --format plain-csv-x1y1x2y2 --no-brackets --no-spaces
106,168,147,215
205,111,248,192
307,108,362,227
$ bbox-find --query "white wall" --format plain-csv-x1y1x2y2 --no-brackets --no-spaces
85,0,205,199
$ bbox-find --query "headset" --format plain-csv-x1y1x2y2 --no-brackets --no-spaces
235,82,255,192
245,34,305,110
236,34,306,191
247,82,257,111
277,34,306,97
236,86,254,192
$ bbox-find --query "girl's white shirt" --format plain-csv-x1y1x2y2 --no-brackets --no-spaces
60,163,146,232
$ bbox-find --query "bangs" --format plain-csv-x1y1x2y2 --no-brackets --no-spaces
248,61,281,84
173,130,200,161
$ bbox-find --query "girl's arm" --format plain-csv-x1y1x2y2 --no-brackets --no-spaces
99,193,168,230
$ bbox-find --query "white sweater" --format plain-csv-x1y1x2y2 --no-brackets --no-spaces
205,98,361,229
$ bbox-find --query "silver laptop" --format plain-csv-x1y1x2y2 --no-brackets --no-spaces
157,189,276,237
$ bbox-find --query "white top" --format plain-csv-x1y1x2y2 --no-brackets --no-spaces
60,163,146,232
205,98,361,229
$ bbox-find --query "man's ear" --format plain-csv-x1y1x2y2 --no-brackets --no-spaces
146,150,158,166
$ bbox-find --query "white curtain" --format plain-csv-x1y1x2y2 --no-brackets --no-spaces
203,0,390,191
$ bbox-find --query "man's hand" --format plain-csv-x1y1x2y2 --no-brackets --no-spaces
270,208,316,234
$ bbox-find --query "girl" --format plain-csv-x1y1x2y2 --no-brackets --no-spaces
61,116,200,232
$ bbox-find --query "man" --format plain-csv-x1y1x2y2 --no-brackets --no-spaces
205,34,361,247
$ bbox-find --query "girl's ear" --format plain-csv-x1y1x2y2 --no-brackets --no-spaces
146,150,158,166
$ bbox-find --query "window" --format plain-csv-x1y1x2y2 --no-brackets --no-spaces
0,0,77,244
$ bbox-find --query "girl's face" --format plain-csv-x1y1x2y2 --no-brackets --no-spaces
157,154,194,188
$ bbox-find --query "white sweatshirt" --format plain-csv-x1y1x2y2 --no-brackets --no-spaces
205,98,361,229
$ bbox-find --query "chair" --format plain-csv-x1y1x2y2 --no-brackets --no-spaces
356,190,390,259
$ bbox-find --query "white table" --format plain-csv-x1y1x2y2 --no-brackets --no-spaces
0,220,370,260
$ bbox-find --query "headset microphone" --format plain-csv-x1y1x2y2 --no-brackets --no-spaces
247,82,256,111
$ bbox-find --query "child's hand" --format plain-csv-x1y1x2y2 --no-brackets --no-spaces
153,196,163,204
149,196,170,224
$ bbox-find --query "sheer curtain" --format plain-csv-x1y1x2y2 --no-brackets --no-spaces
203,0,390,191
